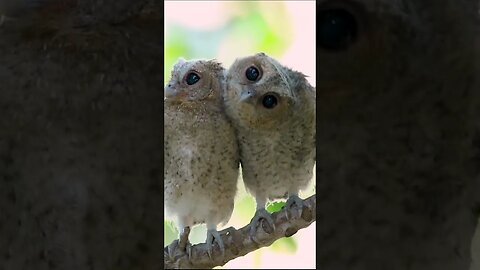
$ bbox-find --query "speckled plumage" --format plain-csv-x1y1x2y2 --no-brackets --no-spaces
316,0,480,269
223,52,316,230
164,58,239,257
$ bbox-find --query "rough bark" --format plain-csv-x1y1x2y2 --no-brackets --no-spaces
164,194,316,269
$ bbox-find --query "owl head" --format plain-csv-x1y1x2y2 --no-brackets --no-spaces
164,58,225,102
224,52,313,130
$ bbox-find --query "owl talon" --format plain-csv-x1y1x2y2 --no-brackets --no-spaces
185,241,193,260
168,226,192,261
177,226,191,250
206,229,225,261
249,208,276,240
284,195,304,219
167,238,193,262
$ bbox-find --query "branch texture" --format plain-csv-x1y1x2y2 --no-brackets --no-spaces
164,194,316,269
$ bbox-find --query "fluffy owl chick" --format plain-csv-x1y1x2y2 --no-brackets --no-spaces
164,58,239,260
223,52,316,238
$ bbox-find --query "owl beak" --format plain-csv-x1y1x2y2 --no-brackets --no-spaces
239,89,255,102
164,82,177,98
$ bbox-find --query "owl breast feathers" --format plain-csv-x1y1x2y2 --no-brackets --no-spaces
223,52,315,204
164,58,239,259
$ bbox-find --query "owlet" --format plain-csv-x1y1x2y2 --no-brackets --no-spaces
223,52,316,237
164,58,239,260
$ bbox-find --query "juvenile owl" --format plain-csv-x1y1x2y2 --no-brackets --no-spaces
164,58,239,260
223,52,316,237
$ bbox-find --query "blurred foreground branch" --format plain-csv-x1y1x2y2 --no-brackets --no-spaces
164,194,316,269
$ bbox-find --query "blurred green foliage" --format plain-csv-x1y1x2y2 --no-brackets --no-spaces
164,220,177,246
270,236,298,253
164,24,229,80
234,194,256,224
164,1,293,83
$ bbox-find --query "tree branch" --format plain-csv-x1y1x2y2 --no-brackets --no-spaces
164,194,316,269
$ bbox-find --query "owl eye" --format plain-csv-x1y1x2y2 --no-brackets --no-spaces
318,9,357,51
185,72,200,85
262,94,278,109
245,66,260,81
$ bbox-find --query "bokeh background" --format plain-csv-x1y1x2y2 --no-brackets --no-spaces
164,1,316,268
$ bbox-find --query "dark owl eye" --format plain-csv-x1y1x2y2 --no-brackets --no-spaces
185,72,200,85
262,94,277,109
245,66,260,81
318,9,357,51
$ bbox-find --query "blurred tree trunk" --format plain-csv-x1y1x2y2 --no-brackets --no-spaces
0,2,164,269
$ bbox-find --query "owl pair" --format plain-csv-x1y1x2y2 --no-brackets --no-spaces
164,53,316,261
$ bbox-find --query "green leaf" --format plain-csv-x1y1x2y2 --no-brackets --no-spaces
164,24,230,83
266,201,286,214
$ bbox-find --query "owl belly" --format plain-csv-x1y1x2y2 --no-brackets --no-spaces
240,133,314,201
164,130,237,226
165,185,230,225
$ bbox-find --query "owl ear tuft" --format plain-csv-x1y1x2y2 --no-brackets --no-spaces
177,57,187,65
